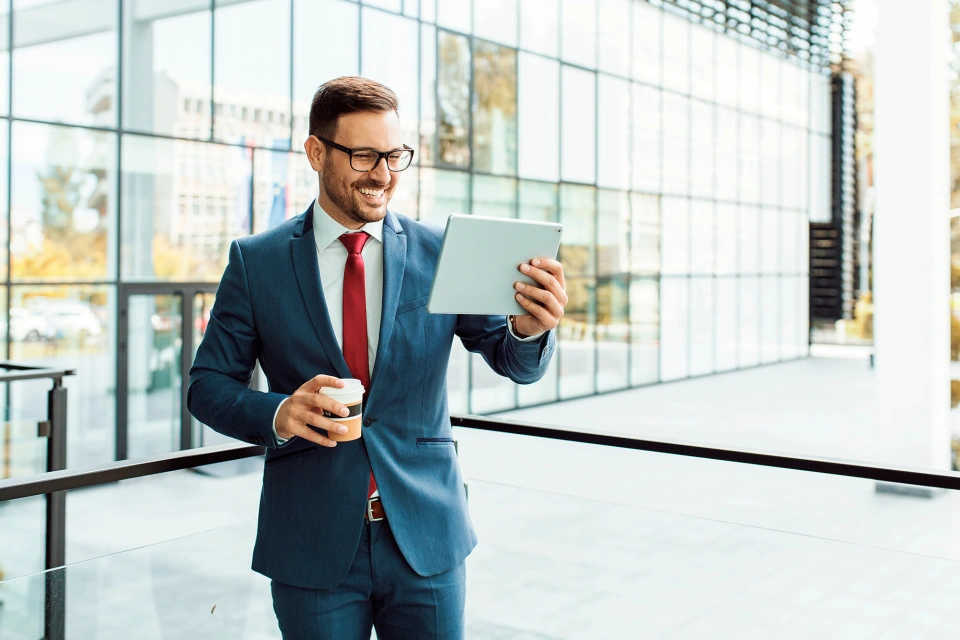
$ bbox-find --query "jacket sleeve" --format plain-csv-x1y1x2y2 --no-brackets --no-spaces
187,240,288,448
454,314,555,384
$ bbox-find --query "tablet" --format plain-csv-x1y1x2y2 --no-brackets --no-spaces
427,214,564,316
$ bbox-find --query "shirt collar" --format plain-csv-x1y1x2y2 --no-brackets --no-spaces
313,197,384,252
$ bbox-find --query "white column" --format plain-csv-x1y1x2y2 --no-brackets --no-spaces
873,0,951,470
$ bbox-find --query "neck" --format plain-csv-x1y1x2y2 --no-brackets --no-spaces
317,190,364,231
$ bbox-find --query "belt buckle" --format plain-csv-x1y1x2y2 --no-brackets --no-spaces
366,497,384,522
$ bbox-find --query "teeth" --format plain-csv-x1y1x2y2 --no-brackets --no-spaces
359,188,383,197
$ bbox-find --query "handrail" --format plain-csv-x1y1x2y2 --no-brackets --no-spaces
3,415,960,504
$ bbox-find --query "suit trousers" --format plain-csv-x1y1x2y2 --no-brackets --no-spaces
270,518,466,640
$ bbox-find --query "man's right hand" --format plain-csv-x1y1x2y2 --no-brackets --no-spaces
275,375,351,447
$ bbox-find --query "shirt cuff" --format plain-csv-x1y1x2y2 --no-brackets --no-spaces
272,397,292,447
507,316,545,342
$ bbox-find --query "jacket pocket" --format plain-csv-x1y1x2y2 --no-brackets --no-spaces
265,444,317,466
416,437,454,445
396,294,429,316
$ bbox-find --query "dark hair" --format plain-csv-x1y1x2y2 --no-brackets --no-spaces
308,76,400,141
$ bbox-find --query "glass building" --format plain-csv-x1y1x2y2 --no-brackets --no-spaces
0,0,832,470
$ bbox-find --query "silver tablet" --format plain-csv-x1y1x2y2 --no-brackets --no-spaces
427,214,564,316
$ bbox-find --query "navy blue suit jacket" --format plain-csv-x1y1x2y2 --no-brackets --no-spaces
187,204,555,589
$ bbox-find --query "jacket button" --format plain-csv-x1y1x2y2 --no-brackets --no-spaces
363,417,373,427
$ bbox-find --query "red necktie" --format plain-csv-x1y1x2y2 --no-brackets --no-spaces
339,232,377,499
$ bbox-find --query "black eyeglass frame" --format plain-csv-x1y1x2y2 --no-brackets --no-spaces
318,137,415,172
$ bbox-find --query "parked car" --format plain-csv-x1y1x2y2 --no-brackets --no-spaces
6,307,48,342
40,303,103,341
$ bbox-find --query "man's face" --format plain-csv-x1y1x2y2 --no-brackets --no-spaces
313,110,402,226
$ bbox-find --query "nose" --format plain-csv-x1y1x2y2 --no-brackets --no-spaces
368,155,391,184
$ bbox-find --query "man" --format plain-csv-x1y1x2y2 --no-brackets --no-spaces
187,76,567,639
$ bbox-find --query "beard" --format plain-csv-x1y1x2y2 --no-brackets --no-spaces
321,158,391,225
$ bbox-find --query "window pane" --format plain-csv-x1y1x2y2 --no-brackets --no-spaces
561,66,596,184
782,125,801,207
517,352,558,405
473,41,517,176
631,84,661,192
364,0,401,12
715,32,738,107
596,275,628,392
361,9,419,149
214,0,290,148
122,0,211,138
0,125,8,281
598,0,629,77
597,75,630,190
629,277,658,385
739,42,759,114
419,168,469,226
760,208,778,275
519,180,558,223
781,61,803,125
661,11,689,95
12,122,116,282
474,0,517,46
560,0,596,69
253,149,315,233
632,1,661,86
422,0,436,23
472,175,516,218
740,113,760,204
690,23,714,102
392,166,419,219
659,277,688,381
123,136,252,282
781,276,799,360
761,120,780,207
471,350,517,413
559,184,596,277
739,205,760,275
10,285,114,469
437,0,471,33
716,106,738,201
437,31,471,168
14,0,117,126
689,199,714,275
715,203,737,275
293,0,359,145
558,276,596,399
519,0,558,57
662,93,689,195
689,276,714,376
798,275,809,355
760,276,779,363
715,277,737,371
630,192,659,276
518,53,559,182
0,3,8,115
448,337,469,413
760,52,781,121
421,24,437,165
690,100,714,199
660,196,688,276
597,189,629,276
779,211,799,275
739,275,760,367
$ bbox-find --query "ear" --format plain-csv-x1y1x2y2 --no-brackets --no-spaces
304,136,325,172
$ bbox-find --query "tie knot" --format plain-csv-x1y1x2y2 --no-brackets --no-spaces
339,231,370,255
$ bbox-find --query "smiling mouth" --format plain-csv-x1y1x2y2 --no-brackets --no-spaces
357,186,386,202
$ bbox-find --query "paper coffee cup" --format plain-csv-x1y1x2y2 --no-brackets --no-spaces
320,379,365,442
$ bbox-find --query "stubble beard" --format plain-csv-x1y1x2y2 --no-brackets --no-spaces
322,159,391,226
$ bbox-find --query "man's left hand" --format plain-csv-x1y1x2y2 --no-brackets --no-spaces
512,257,568,338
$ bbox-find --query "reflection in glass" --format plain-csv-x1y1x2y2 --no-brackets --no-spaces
14,0,117,127
473,41,517,176
561,66,596,184
473,175,516,218
123,135,252,281
519,180,558,224
11,122,116,282
632,84,661,193
122,0,212,138
438,31,471,168
659,277,689,381
518,53,559,182
421,23,438,165
597,190,629,277
715,277,737,371
10,285,115,469
213,0,290,148
559,276,596,399
629,278,658,385
474,0,518,46
560,0,596,69
520,0,559,57
253,149,314,234
293,0,359,145
597,75,631,191
596,275,628,392
127,294,182,459
559,184,596,277
660,196,689,276
361,9,420,150
630,193,659,276
419,168,469,227
689,276,714,376
598,0,630,77
0,495,44,615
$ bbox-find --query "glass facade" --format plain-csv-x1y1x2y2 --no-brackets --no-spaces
0,0,830,470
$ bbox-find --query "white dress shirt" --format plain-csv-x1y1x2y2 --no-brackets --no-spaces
272,199,542,447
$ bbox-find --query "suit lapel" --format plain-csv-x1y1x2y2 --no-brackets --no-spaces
369,212,407,396
291,214,353,380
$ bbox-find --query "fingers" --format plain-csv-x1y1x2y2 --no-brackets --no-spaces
514,281,564,318
517,265,569,307
528,257,566,288
514,291,553,325
301,374,345,393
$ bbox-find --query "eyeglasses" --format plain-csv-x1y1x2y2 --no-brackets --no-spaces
318,137,415,172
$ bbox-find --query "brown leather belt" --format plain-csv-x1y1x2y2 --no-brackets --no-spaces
365,497,385,523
